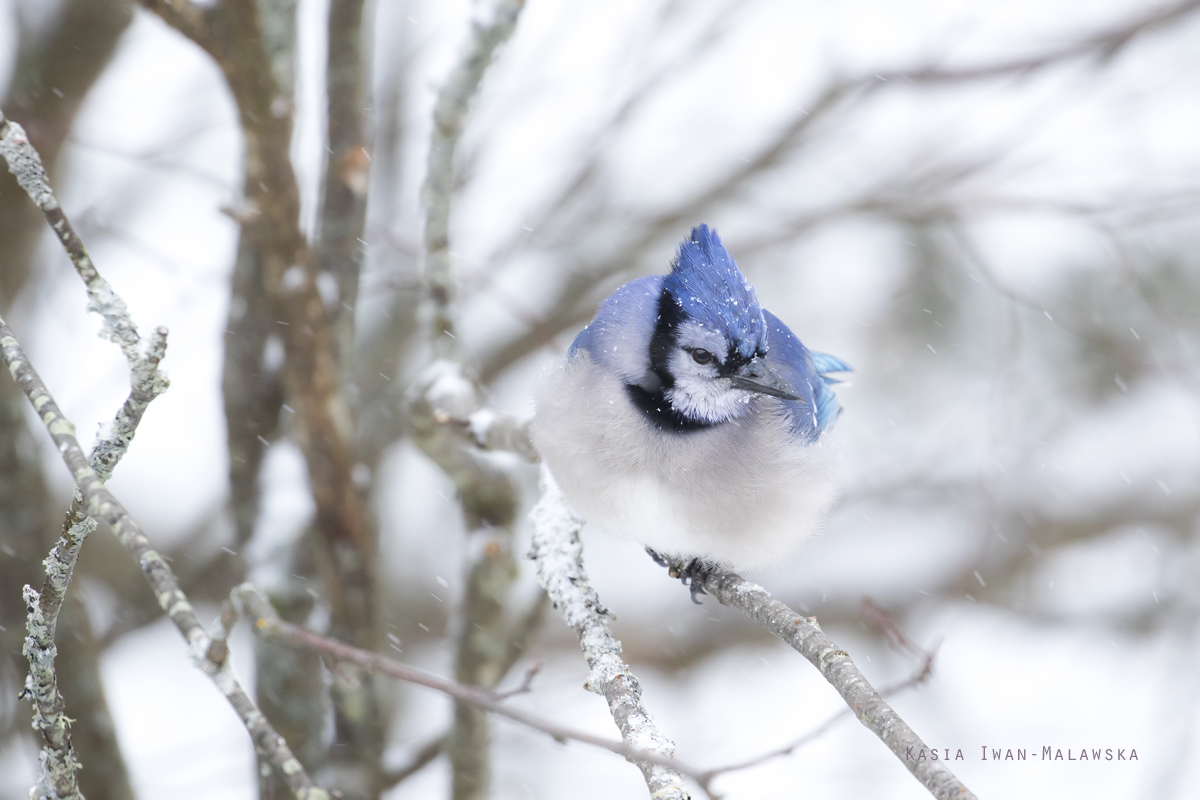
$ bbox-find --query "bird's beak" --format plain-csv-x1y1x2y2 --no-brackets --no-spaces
728,360,803,402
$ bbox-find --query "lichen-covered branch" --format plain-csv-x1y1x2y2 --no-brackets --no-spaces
0,0,132,308
1,100,174,800
0,11,136,793
686,569,976,800
0,109,141,363
0,318,329,800
22,325,168,796
21,583,84,800
423,0,526,358
528,469,690,800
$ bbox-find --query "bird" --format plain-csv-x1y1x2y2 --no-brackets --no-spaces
531,224,849,597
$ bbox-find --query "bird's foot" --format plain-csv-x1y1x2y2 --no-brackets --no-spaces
645,547,719,604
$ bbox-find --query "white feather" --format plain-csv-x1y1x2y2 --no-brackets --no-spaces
531,352,839,571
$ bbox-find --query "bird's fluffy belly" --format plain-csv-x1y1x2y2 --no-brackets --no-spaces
531,355,838,570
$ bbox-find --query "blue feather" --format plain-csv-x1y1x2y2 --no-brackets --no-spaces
663,225,767,360
810,351,852,379
568,225,849,441
760,310,844,441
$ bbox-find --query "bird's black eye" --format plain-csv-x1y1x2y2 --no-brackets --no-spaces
691,348,713,365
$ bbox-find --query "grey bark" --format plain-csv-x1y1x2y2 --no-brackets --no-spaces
528,470,690,800
0,316,330,800
693,570,976,800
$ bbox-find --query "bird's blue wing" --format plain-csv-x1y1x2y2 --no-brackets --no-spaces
566,276,665,383
762,310,850,442
810,351,852,384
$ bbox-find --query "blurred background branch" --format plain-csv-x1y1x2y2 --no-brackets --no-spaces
2,0,1200,797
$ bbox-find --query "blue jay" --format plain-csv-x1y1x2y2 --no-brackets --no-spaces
532,225,849,596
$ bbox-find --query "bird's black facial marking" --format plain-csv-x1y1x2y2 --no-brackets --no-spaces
719,348,751,377
625,383,716,433
647,286,684,381
625,287,718,433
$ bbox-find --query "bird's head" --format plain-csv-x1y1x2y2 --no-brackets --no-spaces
631,225,802,430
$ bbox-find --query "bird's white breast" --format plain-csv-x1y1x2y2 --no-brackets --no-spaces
531,353,838,571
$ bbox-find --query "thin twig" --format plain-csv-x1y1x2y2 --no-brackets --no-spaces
21,328,169,800
0,109,141,362
476,0,1200,382
229,584,712,797
381,734,446,789
684,567,976,800
0,319,330,800
875,0,1200,85
422,0,526,358
697,623,940,785
494,662,542,700
528,468,691,800
2,101,175,800
378,589,549,791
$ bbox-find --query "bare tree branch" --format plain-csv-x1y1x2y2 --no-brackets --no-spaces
381,734,446,789
679,566,976,800
231,584,713,797
697,611,940,787
20,580,85,800
1,102,175,800
138,0,217,56
143,3,388,786
407,363,521,800
423,0,526,359
319,0,371,379
0,319,330,800
0,111,142,362
414,1,533,777
0,0,133,308
377,589,548,790
429,402,537,461
528,469,690,800
877,0,1200,84
475,0,1200,382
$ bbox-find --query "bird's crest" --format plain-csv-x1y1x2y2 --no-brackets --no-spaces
663,225,766,359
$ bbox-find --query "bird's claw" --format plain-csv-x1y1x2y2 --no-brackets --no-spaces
645,548,717,604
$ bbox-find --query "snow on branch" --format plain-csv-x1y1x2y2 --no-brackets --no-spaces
528,468,691,800
0,317,330,800
411,359,537,460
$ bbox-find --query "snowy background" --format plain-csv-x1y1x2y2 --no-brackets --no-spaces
2,0,1200,798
